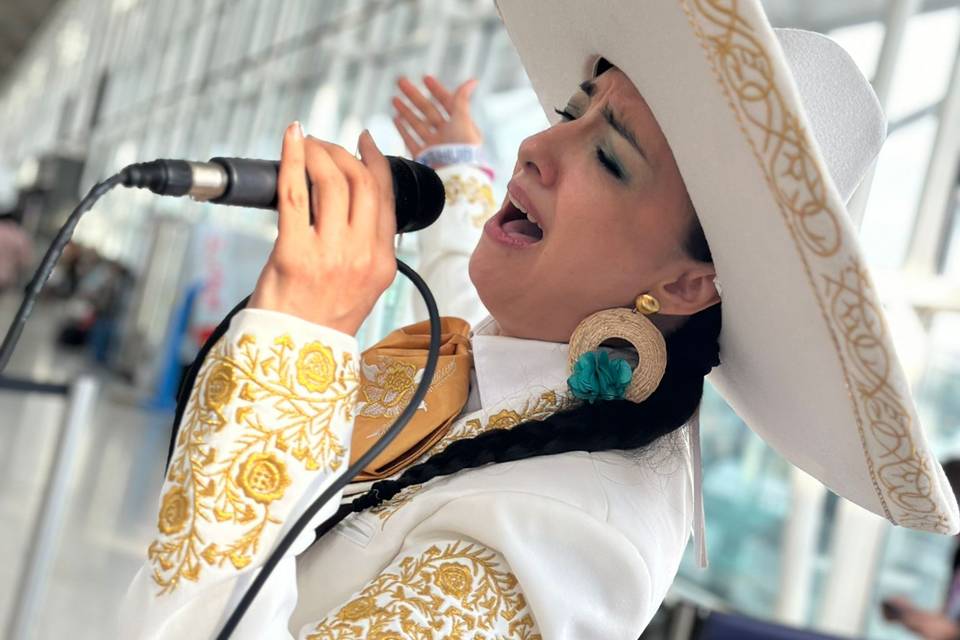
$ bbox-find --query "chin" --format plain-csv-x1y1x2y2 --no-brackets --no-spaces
469,239,567,341
469,248,515,325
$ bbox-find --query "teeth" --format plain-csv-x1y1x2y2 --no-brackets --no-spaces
509,193,527,214
509,193,540,227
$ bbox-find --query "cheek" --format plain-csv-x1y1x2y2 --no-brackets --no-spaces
540,191,680,305
549,192,651,273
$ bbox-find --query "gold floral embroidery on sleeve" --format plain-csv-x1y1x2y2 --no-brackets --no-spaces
148,331,358,594
442,173,497,228
307,541,541,639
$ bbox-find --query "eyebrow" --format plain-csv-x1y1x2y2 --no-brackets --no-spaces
579,79,648,161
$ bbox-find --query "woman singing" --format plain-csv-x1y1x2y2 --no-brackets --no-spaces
121,0,959,637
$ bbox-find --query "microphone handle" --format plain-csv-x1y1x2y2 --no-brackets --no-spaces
208,158,279,209
207,157,441,233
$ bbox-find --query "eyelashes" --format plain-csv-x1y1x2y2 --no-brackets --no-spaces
553,107,624,180
596,148,623,179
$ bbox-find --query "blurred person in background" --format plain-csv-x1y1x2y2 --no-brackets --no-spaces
883,460,960,640
86,259,134,363
0,213,32,293
118,1,960,638
55,247,134,363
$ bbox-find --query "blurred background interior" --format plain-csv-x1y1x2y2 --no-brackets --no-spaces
0,0,959,638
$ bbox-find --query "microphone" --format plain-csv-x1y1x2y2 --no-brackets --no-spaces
121,156,445,233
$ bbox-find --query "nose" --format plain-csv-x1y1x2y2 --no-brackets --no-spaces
516,126,560,187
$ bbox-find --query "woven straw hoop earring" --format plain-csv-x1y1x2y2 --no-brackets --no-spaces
568,295,668,403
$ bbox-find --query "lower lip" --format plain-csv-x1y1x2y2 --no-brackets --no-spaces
483,207,543,249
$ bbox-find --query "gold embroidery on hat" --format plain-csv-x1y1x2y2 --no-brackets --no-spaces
149,331,359,594
307,541,541,639
679,0,949,531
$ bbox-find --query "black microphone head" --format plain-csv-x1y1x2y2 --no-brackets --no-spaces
387,157,445,233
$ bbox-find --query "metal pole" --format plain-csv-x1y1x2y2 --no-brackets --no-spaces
846,0,922,228
905,41,960,275
817,501,888,635
775,468,828,626
5,376,98,640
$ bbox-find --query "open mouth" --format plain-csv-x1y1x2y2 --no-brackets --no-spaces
492,193,544,246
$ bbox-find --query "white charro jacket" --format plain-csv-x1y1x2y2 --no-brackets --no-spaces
119,163,696,639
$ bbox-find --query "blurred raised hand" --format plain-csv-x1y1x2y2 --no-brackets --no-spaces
392,76,483,159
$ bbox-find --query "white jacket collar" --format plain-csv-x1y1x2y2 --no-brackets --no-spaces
471,316,570,410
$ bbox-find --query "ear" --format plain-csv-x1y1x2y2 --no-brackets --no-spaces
652,262,720,316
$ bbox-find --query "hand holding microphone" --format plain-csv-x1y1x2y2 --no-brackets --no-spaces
120,125,447,336
247,125,399,336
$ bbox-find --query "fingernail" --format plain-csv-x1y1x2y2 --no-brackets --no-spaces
356,133,364,158
291,120,303,138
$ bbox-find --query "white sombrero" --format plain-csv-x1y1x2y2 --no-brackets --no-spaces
495,0,959,534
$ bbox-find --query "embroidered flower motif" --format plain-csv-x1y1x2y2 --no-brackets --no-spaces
296,342,337,393
435,562,473,599
567,351,632,403
158,486,190,535
356,358,426,419
236,452,291,504
203,363,237,411
383,361,418,395
340,596,378,621
488,409,522,430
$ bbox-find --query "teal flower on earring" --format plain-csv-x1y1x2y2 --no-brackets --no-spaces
567,351,632,403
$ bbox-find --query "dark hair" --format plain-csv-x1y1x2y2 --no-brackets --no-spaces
314,219,722,539
942,459,960,501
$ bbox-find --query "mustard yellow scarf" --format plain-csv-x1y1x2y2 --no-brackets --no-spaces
349,318,472,481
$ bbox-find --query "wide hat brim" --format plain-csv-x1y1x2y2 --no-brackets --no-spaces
494,0,959,533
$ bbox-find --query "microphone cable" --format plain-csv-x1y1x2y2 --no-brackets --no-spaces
0,173,124,373
0,166,442,640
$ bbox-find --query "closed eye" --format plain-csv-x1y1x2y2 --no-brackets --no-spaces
553,107,624,180
596,149,623,179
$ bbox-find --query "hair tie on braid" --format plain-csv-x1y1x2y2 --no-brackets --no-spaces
311,302,723,543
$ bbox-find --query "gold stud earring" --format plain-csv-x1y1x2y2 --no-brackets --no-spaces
635,293,661,316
